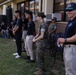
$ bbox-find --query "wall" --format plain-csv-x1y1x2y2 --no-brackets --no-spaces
42,0,53,21
35,21,67,34
14,0,25,3
56,22,67,33
0,0,25,15
0,1,13,15
42,0,53,14
0,6,3,15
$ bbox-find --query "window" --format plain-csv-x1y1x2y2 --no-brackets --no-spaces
30,0,40,13
54,0,76,21
54,0,64,12
54,0,66,21
17,1,29,17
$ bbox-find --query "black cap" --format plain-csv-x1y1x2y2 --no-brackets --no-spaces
52,17,57,21
37,12,46,18
66,2,76,11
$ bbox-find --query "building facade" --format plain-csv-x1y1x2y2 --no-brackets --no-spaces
0,0,76,21
0,0,53,17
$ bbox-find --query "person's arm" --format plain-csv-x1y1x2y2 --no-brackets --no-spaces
57,35,76,47
48,25,51,34
57,34,76,44
13,19,21,35
58,23,76,44
50,25,57,34
13,25,19,32
67,25,76,42
34,33,39,39
32,22,36,36
50,28,57,33
13,25,19,35
33,24,45,42
66,34,76,42
34,32,44,41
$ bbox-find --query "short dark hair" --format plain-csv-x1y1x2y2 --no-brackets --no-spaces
15,10,21,16
52,17,57,22
26,10,33,19
37,12,46,18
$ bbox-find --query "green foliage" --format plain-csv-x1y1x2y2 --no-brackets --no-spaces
0,38,65,75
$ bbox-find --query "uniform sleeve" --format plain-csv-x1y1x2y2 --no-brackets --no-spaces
48,24,52,32
32,22,35,32
41,25,46,32
16,19,21,27
48,25,51,30
54,24,57,29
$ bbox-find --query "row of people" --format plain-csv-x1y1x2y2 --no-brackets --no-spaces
12,10,55,75
1,2,76,75
9,9,58,74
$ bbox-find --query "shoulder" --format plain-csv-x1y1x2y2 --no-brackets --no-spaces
41,21,47,25
41,22,48,28
31,21,35,24
17,18,22,22
29,21,35,26
73,19,76,24
71,20,76,28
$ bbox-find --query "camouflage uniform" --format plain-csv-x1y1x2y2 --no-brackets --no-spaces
48,23,57,45
36,21,48,70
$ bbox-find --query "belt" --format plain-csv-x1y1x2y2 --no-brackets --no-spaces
64,44,76,47
27,35,33,36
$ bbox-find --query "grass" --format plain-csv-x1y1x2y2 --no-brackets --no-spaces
0,38,65,75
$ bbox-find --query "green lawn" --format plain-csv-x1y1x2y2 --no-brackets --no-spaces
0,38,65,75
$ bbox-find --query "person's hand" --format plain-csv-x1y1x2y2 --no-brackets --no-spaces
33,38,36,42
13,31,15,35
57,38,65,44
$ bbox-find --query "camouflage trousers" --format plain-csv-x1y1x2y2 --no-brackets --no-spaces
36,40,46,70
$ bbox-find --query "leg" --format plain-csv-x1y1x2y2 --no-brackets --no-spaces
36,47,44,70
23,31,27,51
25,36,30,56
27,35,34,60
16,36,22,56
64,45,76,75
34,47,45,75
6,30,10,38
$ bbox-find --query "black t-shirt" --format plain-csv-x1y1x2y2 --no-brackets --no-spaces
13,20,17,27
27,21,35,35
15,18,22,36
65,17,76,45
22,18,28,30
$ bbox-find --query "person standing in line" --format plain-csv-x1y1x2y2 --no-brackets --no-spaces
12,15,17,41
13,15,17,28
25,11,36,63
33,12,48,75
8,21,13,38
13,10,22,58
57,2,76,75
22,11,28,52
48,17,57,48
